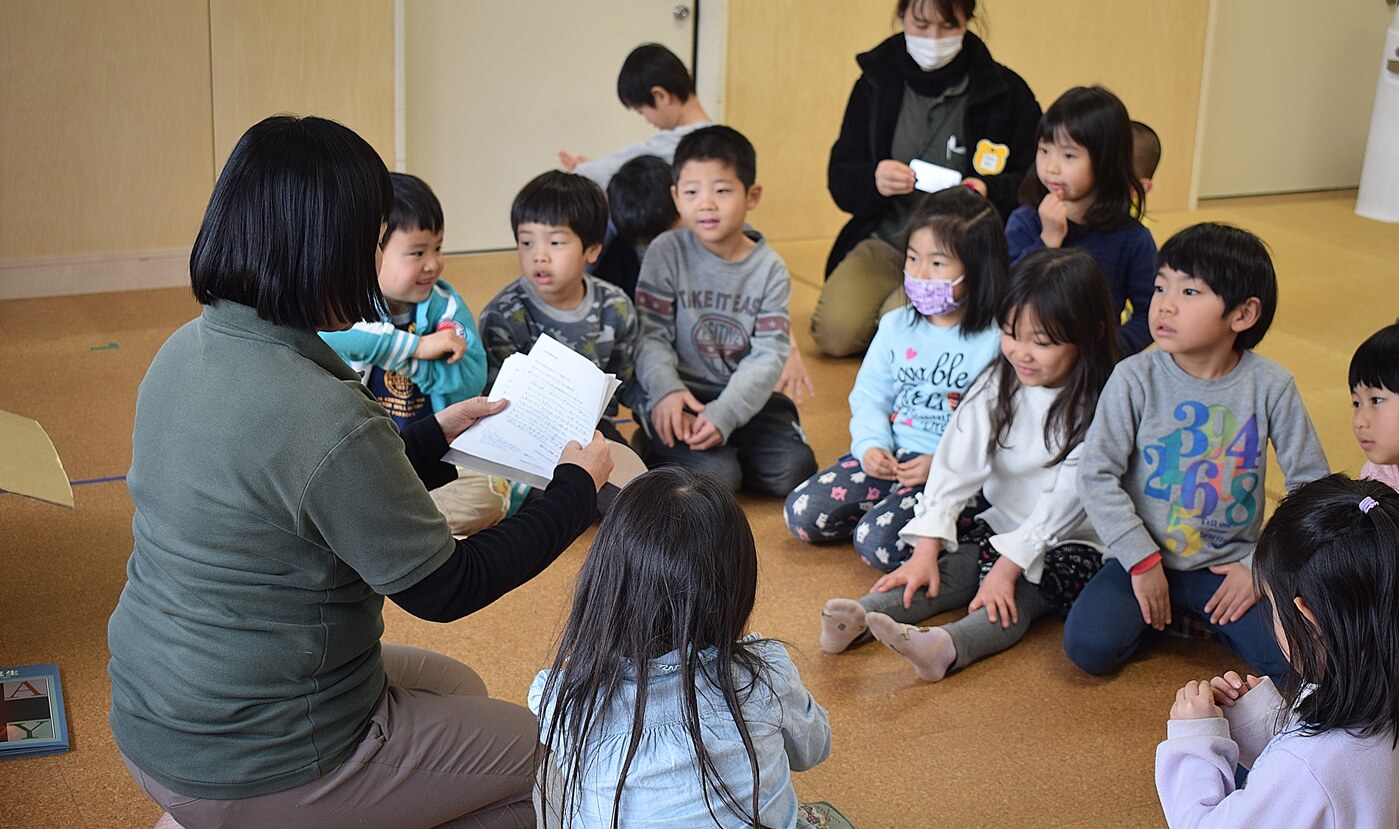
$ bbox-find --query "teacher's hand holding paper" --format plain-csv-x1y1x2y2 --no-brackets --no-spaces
559,431,613,492
434,396,509,443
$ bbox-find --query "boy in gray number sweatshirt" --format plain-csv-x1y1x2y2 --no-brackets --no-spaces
633,126,817,495
1065,223,1328,682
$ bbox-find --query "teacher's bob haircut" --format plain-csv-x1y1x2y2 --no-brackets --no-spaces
190,115,392,330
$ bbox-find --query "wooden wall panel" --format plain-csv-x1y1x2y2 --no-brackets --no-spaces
0,1,213,258
209,0,395,170
725,1,1209,243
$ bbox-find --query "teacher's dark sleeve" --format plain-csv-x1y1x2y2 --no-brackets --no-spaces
398,416,458,491
389,463,596,622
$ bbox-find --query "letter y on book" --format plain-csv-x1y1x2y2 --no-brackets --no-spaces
443,334,640,489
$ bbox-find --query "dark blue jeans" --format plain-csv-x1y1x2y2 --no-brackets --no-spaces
637,387,817,497
1063,561,1290,683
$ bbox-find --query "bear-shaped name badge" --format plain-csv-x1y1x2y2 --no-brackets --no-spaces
972,139,1010,177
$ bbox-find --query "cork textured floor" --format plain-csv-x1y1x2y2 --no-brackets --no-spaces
0,190,1391,828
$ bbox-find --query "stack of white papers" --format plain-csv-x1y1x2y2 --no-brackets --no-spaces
443,334,623,489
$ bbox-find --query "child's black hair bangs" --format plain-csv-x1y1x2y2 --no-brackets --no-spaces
1348,324,1399,393
510,171,609,249
382,172,444,245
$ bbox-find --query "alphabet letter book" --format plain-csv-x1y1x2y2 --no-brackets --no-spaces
0,663,69,759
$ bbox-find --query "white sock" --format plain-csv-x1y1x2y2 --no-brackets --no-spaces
819,598,869,654
865,612,957,682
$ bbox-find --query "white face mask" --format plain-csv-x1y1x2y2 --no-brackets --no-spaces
905,32,964,71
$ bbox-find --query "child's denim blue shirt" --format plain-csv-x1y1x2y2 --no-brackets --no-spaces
528,634,831,828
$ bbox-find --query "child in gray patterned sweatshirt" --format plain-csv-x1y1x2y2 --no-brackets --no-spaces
633,126,817,495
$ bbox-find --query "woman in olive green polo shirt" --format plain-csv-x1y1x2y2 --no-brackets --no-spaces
108,115,611,829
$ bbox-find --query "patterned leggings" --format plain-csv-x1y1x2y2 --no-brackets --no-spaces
784,451,925,571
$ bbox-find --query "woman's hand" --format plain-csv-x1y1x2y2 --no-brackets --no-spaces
969,555,1022,628
871,537,941,609
895,453,932,488
1209,670,1263,708
1171,680,1223,721
559,430,613,492
861,447,898,480
434,396,508,443
875,160,917,197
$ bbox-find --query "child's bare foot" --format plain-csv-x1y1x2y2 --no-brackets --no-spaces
866,612,957,682
820,598,868,653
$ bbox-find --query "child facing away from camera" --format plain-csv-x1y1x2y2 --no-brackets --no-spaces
1065,223,1330,684
632,125,818,495
820,249,1121,682
320,172,511,535
1350,322,1399,491
559,43,713,190
478,170,643,444
530,467,832,829
1156,474,1399,827
785,187,1007,568
1132,119,1161,199
1007,85,1156,354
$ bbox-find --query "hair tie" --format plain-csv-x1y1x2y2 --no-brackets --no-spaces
1360,496,1379,514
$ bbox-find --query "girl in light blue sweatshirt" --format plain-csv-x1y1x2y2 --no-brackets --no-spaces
785,187,1007,569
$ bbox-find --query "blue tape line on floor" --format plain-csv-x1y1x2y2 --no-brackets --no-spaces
0,474,127,496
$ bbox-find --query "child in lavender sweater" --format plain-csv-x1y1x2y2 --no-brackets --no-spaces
1156,475,1399,828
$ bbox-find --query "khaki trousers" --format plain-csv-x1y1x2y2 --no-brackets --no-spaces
122,644,538,829
810,237,908,357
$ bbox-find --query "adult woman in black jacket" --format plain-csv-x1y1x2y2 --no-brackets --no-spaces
811,0,1040,357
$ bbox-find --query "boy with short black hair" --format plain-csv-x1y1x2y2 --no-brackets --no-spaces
559,43,712,189
633,125,818,495
1065,222,1329,682
593,154,681,299
1131,120,1161,196
321,172,511,535
478,170,643,443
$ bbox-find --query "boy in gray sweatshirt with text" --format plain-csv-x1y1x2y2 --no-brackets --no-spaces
633,126,817,495
1065,223,1328,682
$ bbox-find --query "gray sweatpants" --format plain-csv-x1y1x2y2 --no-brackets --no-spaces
121,644,538,828
858,547,1057,674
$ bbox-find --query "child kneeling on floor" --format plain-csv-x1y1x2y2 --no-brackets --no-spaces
530,467,834,828
820,248,1120,681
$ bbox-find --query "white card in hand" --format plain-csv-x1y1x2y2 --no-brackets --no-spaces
909,159,963,194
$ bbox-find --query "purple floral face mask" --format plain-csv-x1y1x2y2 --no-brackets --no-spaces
903,272,965,317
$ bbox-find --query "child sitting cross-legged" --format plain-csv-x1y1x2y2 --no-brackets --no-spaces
633,125,818,494
1065,223,1330,683
320,172,510,535
819,248,1120,682
785,186,1007,568
478,170,644,445
530,467,834,828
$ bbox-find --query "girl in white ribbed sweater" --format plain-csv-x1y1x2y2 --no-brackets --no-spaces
819,247,1122,681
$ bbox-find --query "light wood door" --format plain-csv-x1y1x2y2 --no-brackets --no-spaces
1197,0,1396,198
405,1,697,252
